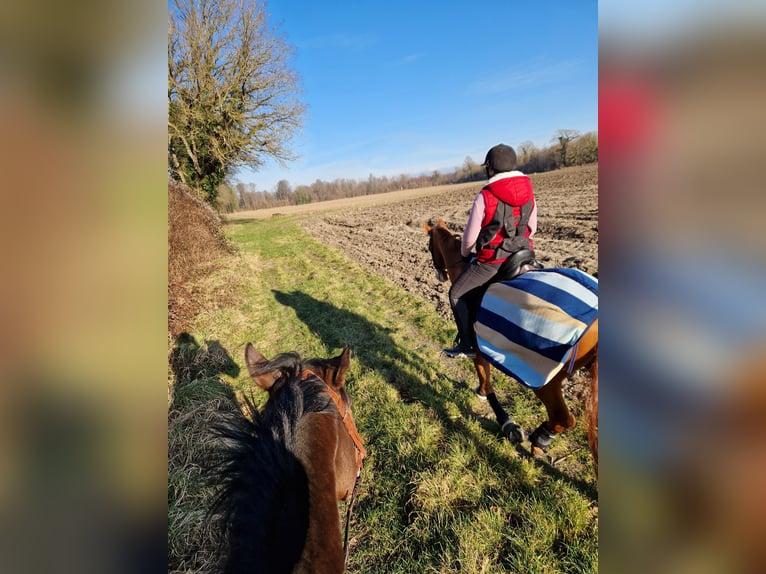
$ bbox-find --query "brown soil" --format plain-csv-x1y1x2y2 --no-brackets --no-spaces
298,164,598,321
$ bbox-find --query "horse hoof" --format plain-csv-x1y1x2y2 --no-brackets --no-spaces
473,385,488,401
529,423,556,452
501,420,525,444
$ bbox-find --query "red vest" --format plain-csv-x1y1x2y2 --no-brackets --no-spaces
476,175,535,264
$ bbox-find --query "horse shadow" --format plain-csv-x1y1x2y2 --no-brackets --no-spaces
271,290,596,502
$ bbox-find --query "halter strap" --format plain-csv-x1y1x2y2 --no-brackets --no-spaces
434,254,465,272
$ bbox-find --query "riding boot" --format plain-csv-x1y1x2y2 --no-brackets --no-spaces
455,298,474,346
444,298,476,358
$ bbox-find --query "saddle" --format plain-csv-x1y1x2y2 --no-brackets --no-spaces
494,248,543,282
465,249,543,337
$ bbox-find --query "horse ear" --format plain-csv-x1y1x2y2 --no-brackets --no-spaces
437,218,446,228
330,345,352,389
245,343,278,391
423,220,432,234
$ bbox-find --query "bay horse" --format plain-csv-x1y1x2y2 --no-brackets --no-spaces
424,219,598,472
211,343,366,573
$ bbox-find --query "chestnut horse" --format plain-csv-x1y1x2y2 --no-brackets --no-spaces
211,343,366,573
425,219,598,472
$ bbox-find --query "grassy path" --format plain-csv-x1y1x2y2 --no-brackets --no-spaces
170,216,597,573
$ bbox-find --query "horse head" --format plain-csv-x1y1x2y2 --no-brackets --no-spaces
219,343,364,573
244,341,364,479
423,218,463,283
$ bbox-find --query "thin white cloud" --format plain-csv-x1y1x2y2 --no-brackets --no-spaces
467,59,581,96
296,33,378,51
400,53,425,64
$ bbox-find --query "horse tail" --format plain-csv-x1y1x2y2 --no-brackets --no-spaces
586,349,599,477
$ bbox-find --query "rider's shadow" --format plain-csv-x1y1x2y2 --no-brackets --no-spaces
272,289,596,502
168,332,241,412
170,333,241,385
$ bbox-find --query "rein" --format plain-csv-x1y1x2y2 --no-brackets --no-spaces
301,369,366,564
436,255,465,272
323,381,367,469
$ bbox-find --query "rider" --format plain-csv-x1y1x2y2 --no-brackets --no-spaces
443,143,538,358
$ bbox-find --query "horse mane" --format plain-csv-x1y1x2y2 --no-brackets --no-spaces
210,352,337,574
432,220,460,241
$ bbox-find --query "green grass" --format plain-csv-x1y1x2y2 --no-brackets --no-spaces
168,216,598,573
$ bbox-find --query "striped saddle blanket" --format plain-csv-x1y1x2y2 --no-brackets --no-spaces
474,268,598,389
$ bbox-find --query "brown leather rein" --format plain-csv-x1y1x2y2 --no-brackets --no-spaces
301,369,366,563
324,381,367,469
299,369,366,469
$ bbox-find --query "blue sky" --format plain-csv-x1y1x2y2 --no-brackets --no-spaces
235,0,597,192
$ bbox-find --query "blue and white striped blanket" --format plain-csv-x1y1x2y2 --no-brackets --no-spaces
475,268,598,389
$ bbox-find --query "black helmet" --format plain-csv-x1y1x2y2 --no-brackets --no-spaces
481,144,517,173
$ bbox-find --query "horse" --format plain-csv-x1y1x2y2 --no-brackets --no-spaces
424,219,598,472
210,343,366,574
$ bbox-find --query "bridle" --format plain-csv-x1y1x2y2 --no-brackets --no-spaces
302,369,366,564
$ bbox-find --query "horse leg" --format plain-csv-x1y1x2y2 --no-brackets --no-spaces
586,354,598,475
473,355,492,398
529,373,575,452
474,355,525,444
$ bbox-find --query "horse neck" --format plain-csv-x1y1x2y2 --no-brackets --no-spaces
293,412,346,573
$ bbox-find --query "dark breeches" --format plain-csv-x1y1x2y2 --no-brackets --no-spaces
448,260,500,307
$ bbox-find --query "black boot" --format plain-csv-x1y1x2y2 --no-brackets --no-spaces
443,298,476,358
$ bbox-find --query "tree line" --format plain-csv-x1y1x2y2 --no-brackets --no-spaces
168,1,596,214
218,130,597,212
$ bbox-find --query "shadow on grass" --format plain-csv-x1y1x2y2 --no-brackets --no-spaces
168,333,241,574
272,290,596,502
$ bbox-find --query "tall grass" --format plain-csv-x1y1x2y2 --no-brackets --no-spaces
168,216,597,573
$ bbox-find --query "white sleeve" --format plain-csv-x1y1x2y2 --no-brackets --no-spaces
528,199,537,238
461,193,485,257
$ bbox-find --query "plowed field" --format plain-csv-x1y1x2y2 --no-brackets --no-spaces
298,164,598,320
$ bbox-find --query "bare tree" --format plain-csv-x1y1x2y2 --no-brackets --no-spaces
569,131,598,165
168,0,306,204
517,141,537,165
275,179,292,202
552,129,581,167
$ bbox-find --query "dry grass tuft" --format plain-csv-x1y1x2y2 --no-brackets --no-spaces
168,181,235,336
167,183,245,571
168,334,242,574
